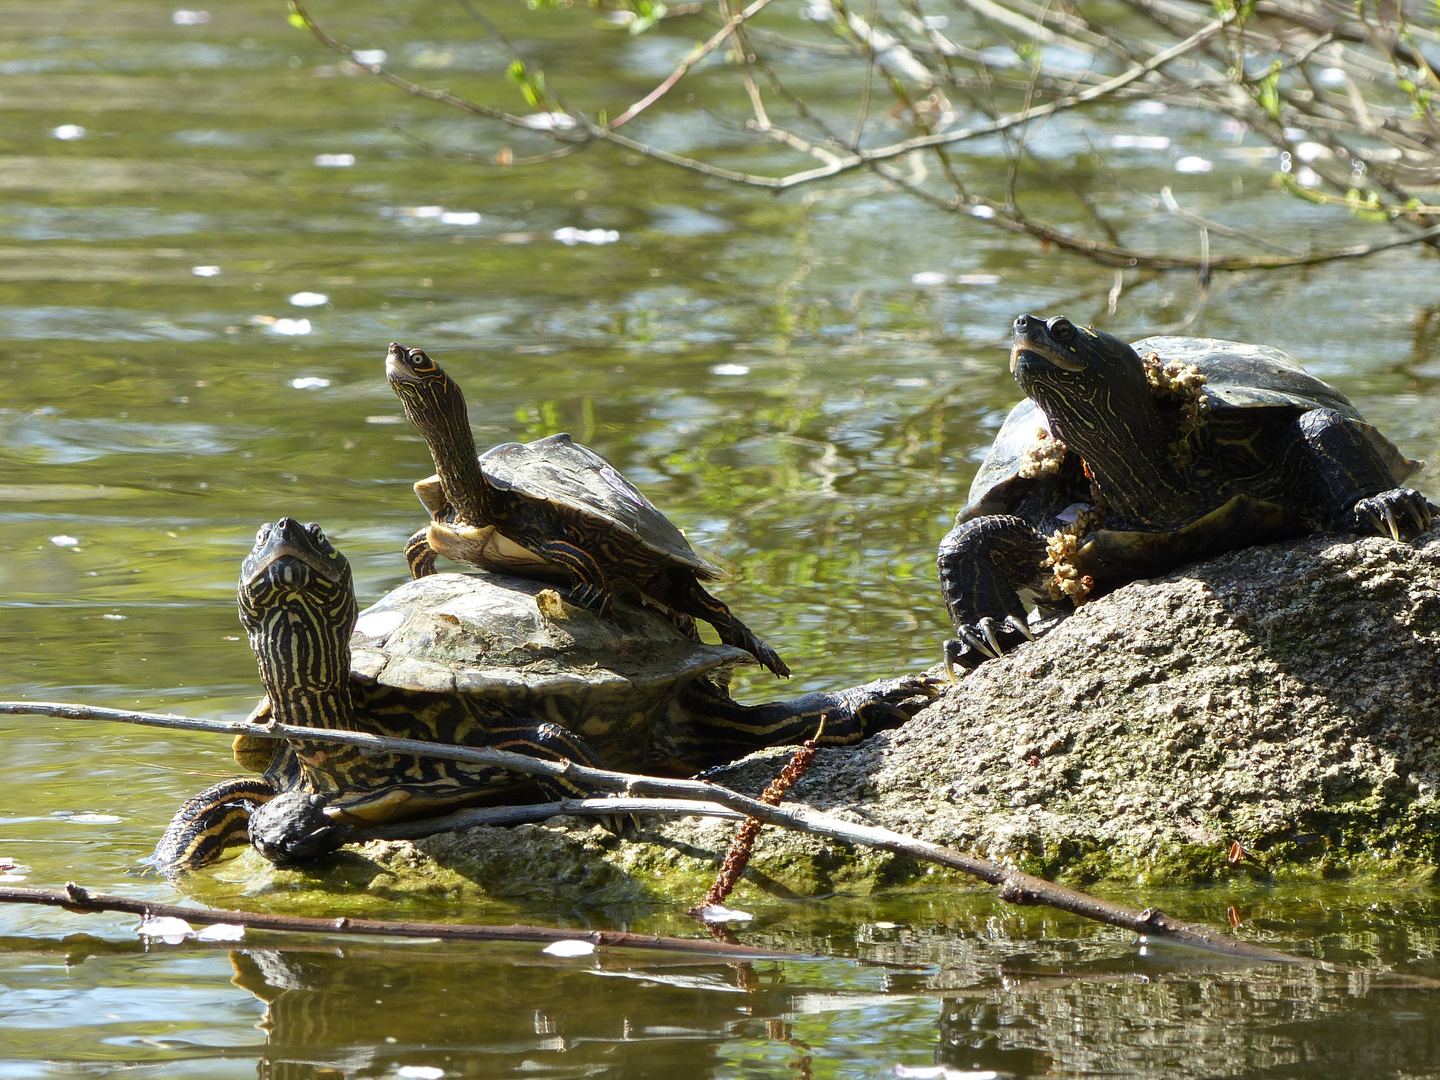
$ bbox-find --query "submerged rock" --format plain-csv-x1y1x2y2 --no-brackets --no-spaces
235,531,1440,900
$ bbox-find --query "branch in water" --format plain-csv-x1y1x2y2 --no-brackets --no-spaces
0,882,799,959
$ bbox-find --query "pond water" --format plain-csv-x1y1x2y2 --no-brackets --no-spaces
3,1,1440,1076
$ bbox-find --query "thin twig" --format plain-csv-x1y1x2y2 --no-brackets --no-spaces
771,12,1237,187
609,0,777,130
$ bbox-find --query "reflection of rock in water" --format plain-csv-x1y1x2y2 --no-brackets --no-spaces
214,902,1440,1080
860,912,1440,1079
937,998,1052,1076
225,944,852,1080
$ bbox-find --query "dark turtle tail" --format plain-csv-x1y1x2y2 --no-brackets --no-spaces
153,775,279,875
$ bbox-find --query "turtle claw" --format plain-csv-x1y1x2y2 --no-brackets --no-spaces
1351,488,1434,541
944,615,1033,675
567,582,609,613
979,621,1004,658
1411,500,1435,533
751,640,792,680
942,639,965,683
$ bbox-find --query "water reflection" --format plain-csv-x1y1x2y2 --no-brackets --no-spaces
4,919,1439,1079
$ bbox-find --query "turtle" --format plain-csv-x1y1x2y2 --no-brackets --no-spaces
154,518,937,873
384,341,791,679
936,314,1434,676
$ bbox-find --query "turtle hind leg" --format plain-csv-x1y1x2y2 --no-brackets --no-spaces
405,528,438,579
1296,409,1436,539
153,775,279,875
937,515,1046,676
659,574,789,678
531,539,614,613
656,673,941,773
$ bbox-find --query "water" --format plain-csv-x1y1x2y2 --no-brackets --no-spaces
2,1,1439,1075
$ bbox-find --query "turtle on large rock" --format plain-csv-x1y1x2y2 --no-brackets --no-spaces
385,342,790,678
937,314,1433,673
154,519,936,873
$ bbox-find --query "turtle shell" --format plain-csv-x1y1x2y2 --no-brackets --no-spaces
349,570,748,752
479,433,722,580
961,336,1420,522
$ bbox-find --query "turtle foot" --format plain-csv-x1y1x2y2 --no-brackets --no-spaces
1350,488,1435,541
838,674,945,729
752,639,791,680
248,791,355,866
566,582,612,613
942,614,1033,680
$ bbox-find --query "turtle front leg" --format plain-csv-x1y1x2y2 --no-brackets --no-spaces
486,719,633,830
405,527,439,579
534,538,614,613
655,673,942,773
1296,409,1436,540
937,514,1047,678
153,775,281,874
248,791,355,866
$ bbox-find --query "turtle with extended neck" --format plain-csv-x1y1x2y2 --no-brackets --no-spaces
937,314,1433,674
385,341,790,678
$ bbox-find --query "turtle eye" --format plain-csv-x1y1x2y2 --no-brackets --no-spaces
1048,317,1077,343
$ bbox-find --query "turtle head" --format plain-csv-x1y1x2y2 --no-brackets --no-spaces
238,519,358,726
1009,314,1182,523
386,342,467,436
385,343,485,520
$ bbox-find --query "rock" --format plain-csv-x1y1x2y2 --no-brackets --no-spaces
235,531,1440,900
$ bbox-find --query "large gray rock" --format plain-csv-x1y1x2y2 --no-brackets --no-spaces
808,529,1440,883
240,532,1440,902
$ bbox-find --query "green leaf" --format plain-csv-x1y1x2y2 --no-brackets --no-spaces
1252,64,1282,119
1345,187,1390,222
630,1,666,33
1274,172,1328,205
286,9,309,30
